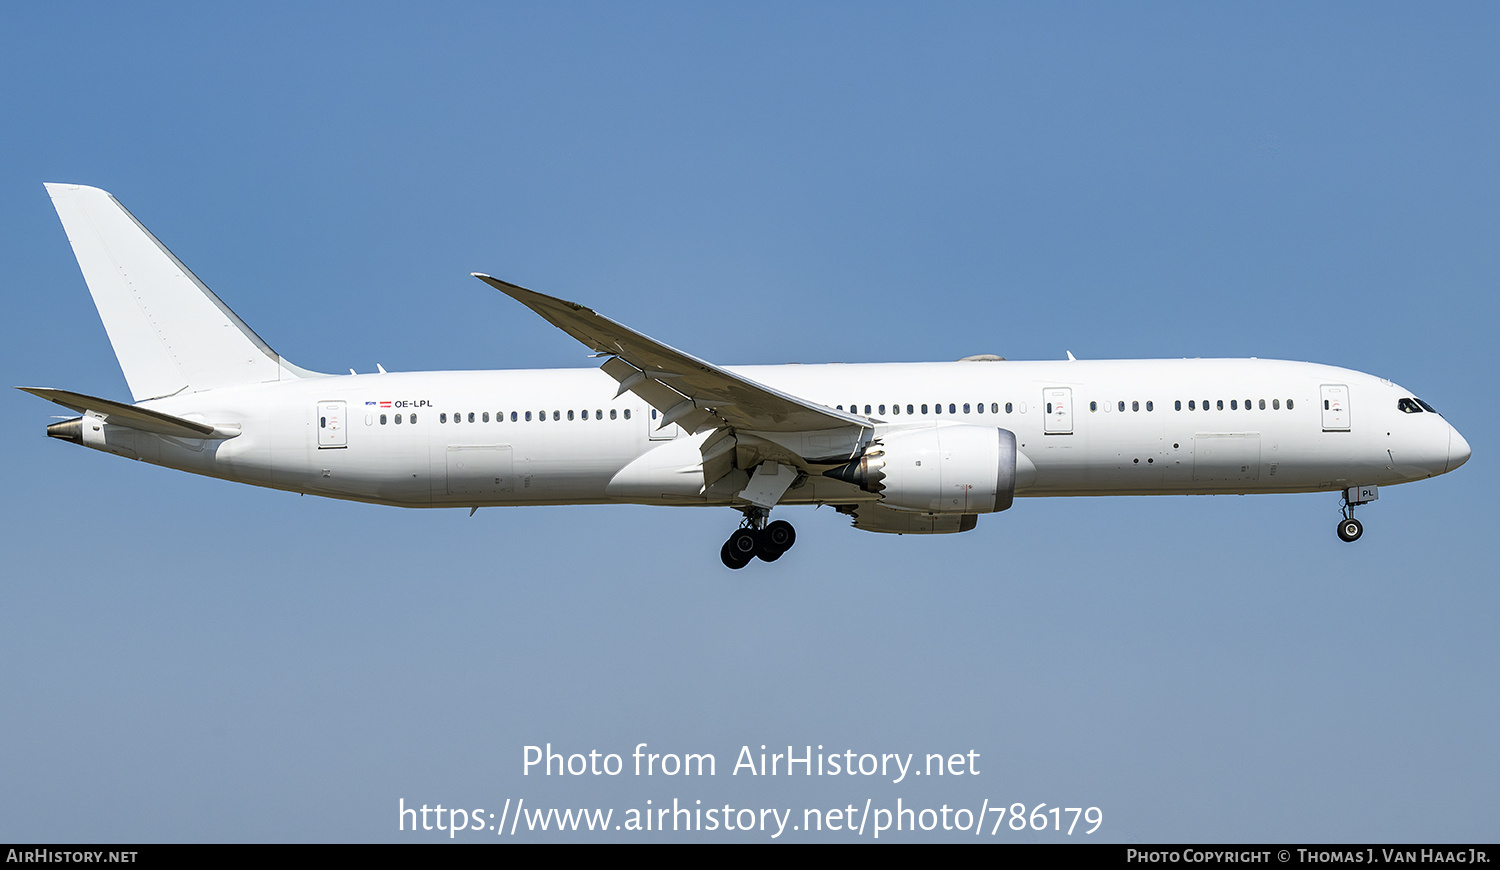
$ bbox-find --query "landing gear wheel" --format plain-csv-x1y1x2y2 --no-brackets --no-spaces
763,520,796,552
727,528,761,561
721,539,751,569
1337,517,1363,543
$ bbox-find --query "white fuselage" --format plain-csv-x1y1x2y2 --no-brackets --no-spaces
102,357,1464,510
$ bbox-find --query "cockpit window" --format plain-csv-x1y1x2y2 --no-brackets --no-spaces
1415,398,1439,414
1397,398,1423,414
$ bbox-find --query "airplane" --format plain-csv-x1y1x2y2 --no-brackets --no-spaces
24,184,1472,569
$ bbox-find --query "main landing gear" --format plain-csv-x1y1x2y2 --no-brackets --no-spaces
720,508,797,569
1337,485,1377,543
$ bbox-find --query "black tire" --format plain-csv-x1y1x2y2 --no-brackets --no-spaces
764,520,796,553
721,540,750,569
1337,517,1363,543
728,528,761,560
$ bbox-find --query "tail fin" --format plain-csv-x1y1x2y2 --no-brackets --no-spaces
45,184,322,401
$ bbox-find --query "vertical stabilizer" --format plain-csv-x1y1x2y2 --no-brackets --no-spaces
45,184,321,401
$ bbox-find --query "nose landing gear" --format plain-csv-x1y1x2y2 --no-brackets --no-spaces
719,509,797,569
1336,485,1376,543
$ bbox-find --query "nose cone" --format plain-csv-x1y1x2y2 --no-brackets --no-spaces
1448,426,1471,473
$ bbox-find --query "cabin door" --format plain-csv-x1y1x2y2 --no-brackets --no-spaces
1320,384,1350,431
1043,388,1073,434
647,407,685,440
316,401,347,448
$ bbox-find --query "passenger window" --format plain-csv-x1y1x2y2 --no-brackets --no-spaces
935,403,943,415
879,404,887,414
1273,399,1280,410
1146,401,1153,411
553,411,559,421
921,404,929,414
440,413,447,423
907,404,915,415
610,409,617,419
409,414,416,424
1202,400,1209,410
949,404,956,414
990,403,999,414
467,412,474,423
1259,399,1266,410
892,405,900,415
1118,401,1125,412
393,414,402,425
1090,401,1097,412
525,411,532,421
624,409,631,420
1132,401,1139,412
482,412,489,422
1005,402,1013,413
568,410,575,420
1216,400,1223,410
511,412,518,422
864,404,872,415
1231,400,1238,410
380,414,388,425
1287,400,1294,410
1175,400,1182,410
1189,400,1195,410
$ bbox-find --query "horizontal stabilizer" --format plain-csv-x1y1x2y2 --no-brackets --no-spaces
18,387,224,439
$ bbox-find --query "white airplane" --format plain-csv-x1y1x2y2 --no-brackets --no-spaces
25,184,1471,568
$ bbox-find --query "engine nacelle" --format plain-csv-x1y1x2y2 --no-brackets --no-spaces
825,423,1018,514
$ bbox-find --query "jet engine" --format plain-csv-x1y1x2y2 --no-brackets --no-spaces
825,423,1019,514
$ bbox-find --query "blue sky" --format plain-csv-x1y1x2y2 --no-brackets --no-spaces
2,3,1495,842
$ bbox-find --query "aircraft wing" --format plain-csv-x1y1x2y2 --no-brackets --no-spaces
474,274,870,435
